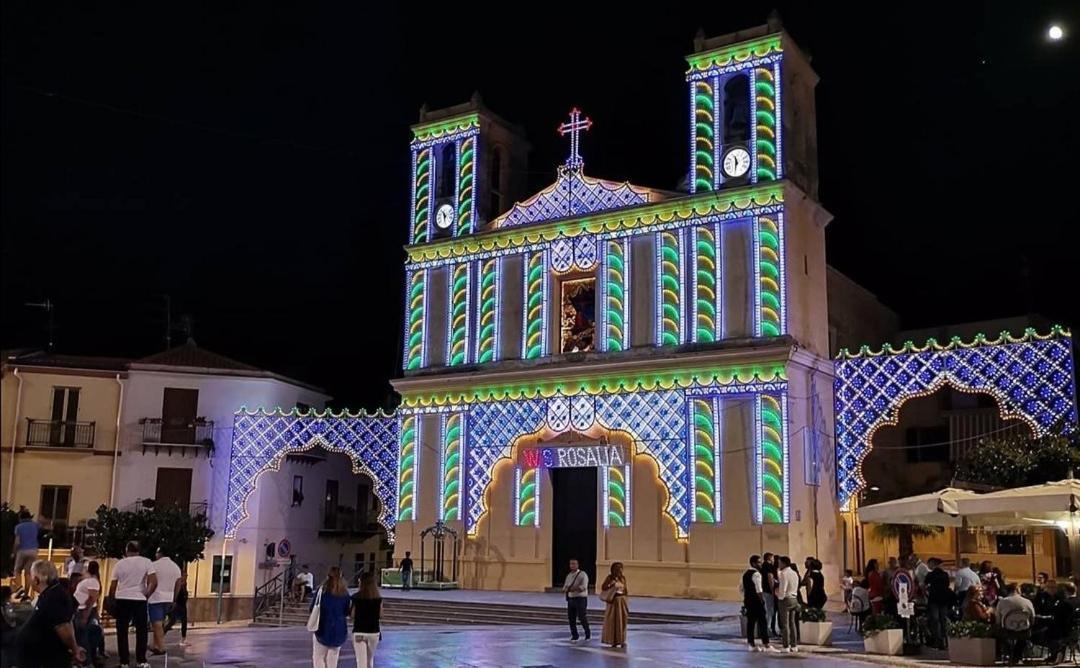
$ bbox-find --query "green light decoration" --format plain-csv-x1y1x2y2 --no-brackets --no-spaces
754,67,778,181
694,225,718,343
605,240,628,352
476,258,499,363
448,264,470,366
411,113,479,143
691,398,720,523
694,81,715,192
760,394,784,524
456,137,475,236
685,34,782,73
523,251,546,359
441,413,463,521
757,216,782,337
398,415,418,521
658,231,684,346
413,148,431,243
607,466,629,527
405,270,426,370
516,467,539,526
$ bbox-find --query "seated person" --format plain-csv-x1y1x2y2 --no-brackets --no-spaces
292,565,314,601
995,583,1036,664
963,585,993,622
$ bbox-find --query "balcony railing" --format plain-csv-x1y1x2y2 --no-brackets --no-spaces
319,503,379,536
140,417,214,456
25,419,95,448
123,498,210,516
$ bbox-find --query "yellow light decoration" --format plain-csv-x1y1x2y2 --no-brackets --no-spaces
837,325,1072,359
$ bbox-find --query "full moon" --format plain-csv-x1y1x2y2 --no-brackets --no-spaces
1048,24,1064,40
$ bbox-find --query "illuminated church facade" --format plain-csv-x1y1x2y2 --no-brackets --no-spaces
223,21,1076,600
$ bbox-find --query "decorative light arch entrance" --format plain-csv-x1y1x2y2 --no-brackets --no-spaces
225,409,399,541
834,327,1077,507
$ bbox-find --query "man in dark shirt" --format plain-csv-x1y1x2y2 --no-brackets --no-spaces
760,553,778,636
923,558,953,649
16,560,85,668
399,551,414,591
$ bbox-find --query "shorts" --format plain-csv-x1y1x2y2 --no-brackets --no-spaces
14,549,38,573
148,602,172,623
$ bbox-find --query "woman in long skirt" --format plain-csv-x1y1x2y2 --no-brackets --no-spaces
601,562,629,648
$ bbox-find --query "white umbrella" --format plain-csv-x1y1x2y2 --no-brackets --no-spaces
857,487,978,527
954,478,1080,579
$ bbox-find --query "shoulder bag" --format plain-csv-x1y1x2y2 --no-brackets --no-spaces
306,587,323,632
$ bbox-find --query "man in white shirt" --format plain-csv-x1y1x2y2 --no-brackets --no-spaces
953,558,979,607
148,547,183,654
561,558,590,642
776,556,801,651
995,584,1035,663
108,541,157,668
293,565,314,601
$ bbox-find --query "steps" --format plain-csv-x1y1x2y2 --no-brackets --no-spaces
252,597,712,628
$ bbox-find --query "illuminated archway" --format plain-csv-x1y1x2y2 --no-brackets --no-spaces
835,327,1076,507
225,408,399,541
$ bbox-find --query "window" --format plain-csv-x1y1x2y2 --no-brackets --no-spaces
904,426,949,463
50,387,81,446
292,475,304,507
211,555,233,593
996,534,1026,555
357,483,371,523
324,479,339,530
436,143,455,200
722,74,750,146
560,278,596,353
161,387,199,444
40,485,72,525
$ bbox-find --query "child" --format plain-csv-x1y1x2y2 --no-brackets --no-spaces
841,569,854,606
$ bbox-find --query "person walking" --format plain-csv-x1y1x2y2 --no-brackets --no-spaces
148,547,183,655
73,560,103,666
164,573,189,646
776,556,800,652
14,559,86,667
109,541,156,668
803,558,827,610
350,572,381,668
924,558,953,649
12,510,41,601
399,552,414,591
600,562,628,649
740,555,773,652
760,552,778,636
561,558,590,642
309,566,352,667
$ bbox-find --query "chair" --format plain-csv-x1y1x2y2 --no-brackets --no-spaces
1000,608,1034,666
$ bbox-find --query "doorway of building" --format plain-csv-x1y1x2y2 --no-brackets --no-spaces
155,467,193,509
550,467,597,589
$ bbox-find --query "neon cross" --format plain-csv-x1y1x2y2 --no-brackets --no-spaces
557,107,592,170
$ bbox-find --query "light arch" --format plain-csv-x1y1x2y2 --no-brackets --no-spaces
834,327,1077,507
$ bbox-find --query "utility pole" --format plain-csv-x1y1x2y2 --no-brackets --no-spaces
25,299,55,350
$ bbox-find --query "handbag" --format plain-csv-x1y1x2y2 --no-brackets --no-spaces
565,572,583,600
599,586,618,603
306,587,323,632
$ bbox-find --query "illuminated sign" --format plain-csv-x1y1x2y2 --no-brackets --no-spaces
521,444,627,469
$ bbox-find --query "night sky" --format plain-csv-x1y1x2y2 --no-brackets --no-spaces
3,3,1078,409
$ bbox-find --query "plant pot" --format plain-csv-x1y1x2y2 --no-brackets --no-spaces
863,628,904,655
799,621,833,646
948,637,996,666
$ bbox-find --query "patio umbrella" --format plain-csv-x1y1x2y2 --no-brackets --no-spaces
857,487,977,527
954,478,1080,580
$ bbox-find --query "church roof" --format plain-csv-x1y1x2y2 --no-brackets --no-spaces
493,167,661,229
136,341,258,371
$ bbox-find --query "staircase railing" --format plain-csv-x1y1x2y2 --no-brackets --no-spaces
252,570,286,623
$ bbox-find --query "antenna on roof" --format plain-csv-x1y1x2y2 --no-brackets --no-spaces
25,299,55,351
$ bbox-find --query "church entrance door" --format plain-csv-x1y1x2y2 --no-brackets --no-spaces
550,467,597,589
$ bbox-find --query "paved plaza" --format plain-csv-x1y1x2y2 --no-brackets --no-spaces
105,618,944,667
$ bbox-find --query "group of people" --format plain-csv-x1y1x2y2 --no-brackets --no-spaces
740,553,828,652
846,554,1080,664
5,539,189,668
305,567,383,668
560,558,629,648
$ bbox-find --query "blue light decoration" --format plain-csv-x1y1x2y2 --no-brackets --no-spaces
225,408,399,541
834,327,1078,508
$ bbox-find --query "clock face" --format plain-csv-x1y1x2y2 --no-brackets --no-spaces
435,203,454,230
722,147,751,178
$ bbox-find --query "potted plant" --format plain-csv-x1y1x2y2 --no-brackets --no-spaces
947,620,996,666
799,606,833,645
861,614,903,655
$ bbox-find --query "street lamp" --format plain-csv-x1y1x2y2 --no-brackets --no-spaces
1048,24,1064,41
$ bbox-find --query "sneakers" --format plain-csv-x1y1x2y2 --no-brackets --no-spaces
137,663,151,668
792,646,800,652
569,637,579,643
765,646,780,652
747,645,757,651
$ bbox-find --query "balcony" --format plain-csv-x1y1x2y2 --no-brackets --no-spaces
140,417,215,457
318,503,381,538
25,419,96,450
124,498,210,517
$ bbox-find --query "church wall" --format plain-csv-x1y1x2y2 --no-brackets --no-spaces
630,234,655,347
782,192,830,359
500,254,524,360
721,220,754,338
425,268,448,368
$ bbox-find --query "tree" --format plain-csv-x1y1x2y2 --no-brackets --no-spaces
954,432,1080,488
89,504,214,563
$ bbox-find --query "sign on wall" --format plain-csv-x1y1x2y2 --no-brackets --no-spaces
521,444,627,469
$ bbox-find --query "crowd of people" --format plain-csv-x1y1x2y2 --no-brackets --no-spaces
843,554,1080,664
739,553,828,652
3,539,188,668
